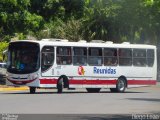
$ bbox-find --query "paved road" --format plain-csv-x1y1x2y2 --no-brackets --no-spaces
0,84,160,115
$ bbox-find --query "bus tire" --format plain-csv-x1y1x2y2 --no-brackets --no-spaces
30,87,36,94
116,78,126,93
86,88,101,93
57,78,64,93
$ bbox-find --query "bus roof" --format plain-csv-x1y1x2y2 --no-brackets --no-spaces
10,39,156,49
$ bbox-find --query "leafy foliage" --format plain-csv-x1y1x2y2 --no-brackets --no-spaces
0,0,159,44
0,0,43,40
0,42,8,62
0,0,160,80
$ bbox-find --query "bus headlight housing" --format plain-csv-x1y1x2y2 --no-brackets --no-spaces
30,74,38,80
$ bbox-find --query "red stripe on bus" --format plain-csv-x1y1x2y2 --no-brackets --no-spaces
39,79,156,85
40,79,57,84
69,80,156,85
39,79,116,85
128,80,156,85
69,80,117,85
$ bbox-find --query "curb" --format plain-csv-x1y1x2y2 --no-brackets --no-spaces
0,87,29,91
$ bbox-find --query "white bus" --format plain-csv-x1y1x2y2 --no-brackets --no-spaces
6,39,157,93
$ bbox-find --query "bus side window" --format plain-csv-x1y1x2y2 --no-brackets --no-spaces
104,48,117,66
133,49,146,67
119,49,132,66
73,47,87,66
88,48,102,66
56,47,72,65
147,49,154,67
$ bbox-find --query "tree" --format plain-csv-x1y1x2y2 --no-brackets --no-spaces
0,41,8,62
82,0,121,42
35,18,83,41
0,0,160,44
0,0,44,41
30,0,65,21
62,0,85,20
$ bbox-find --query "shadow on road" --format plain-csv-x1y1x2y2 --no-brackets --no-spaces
127,98,160,102
79,115,132,120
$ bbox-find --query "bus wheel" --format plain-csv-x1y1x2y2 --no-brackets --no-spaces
116,78,126,93
57,78,64,93
86,88,101,93
30,87,36,94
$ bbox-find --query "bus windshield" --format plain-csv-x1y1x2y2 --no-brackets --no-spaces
7,42,40,74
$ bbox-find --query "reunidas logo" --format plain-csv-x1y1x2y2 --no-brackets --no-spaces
78,66,85,75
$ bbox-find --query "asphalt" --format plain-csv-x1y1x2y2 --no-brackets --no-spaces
1,85,160,114
0,80,160,92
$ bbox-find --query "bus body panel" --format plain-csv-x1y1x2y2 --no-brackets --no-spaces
6,40,157,91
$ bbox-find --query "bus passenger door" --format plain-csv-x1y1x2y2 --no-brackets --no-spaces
41,46,55,77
